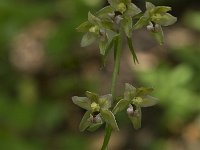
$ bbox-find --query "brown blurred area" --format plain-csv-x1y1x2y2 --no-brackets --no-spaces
0,0,200,150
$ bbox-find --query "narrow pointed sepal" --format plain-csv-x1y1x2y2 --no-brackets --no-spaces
100,109,119,131
72,96,91,110
79,111,92,132
113,99,130,114
127,37,139,64
141,95,159,107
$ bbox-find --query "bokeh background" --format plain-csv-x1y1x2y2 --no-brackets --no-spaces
0,0,200,150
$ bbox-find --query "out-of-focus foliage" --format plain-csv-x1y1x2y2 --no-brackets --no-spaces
0,0,102,149
139,64,200,127
134,8,200,149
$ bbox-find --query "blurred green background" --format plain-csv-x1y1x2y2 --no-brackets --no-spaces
0,0,200,150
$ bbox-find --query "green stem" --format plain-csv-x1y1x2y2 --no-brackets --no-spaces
101,36,122,150
111,36,122,96
101,125,112,150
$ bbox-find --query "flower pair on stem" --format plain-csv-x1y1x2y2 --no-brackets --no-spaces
72,83,158,131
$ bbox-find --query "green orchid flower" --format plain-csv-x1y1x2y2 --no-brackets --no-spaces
72,91,119,132
134,2,177,44
76,11,118,56
108,0,141,37
106,0,141,64
107,0,141,17
113,83,159,129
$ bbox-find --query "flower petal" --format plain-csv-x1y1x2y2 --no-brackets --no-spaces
106,29,118,42
87,122,103,132
72,96,91,110
99,94,112,109
100,109,119,131
125,3,141,17
81,33,97,47
85,91,99,103
113,99,130,114
153,6,172,14
124,83,137,100
141,95,159,107
136,87,154,96
107,0,118,8
88,12,101,25
76,21,92,32
122,16,132,38
133,13,150,30
152,13,177,26
99,38,109,55
96,6,114,18
146,2,155,10
79,111,91,132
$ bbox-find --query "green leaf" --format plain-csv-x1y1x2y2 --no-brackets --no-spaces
81,33,96,47
76,21,92,32
150,24,164,45
124,83,137,100
79,111,91,132
99,94,112,109
125,3,141,17
122,16,132,38
141,95,159,107
72,96,91,110
127,37,139,64
152,13,177,26
100,109,119,131
129,107,142,130
113,99,130,114
85,91,99,103
136,87,154,96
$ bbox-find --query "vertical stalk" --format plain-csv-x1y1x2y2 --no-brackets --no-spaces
111,36,122,96
101,36,122,150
